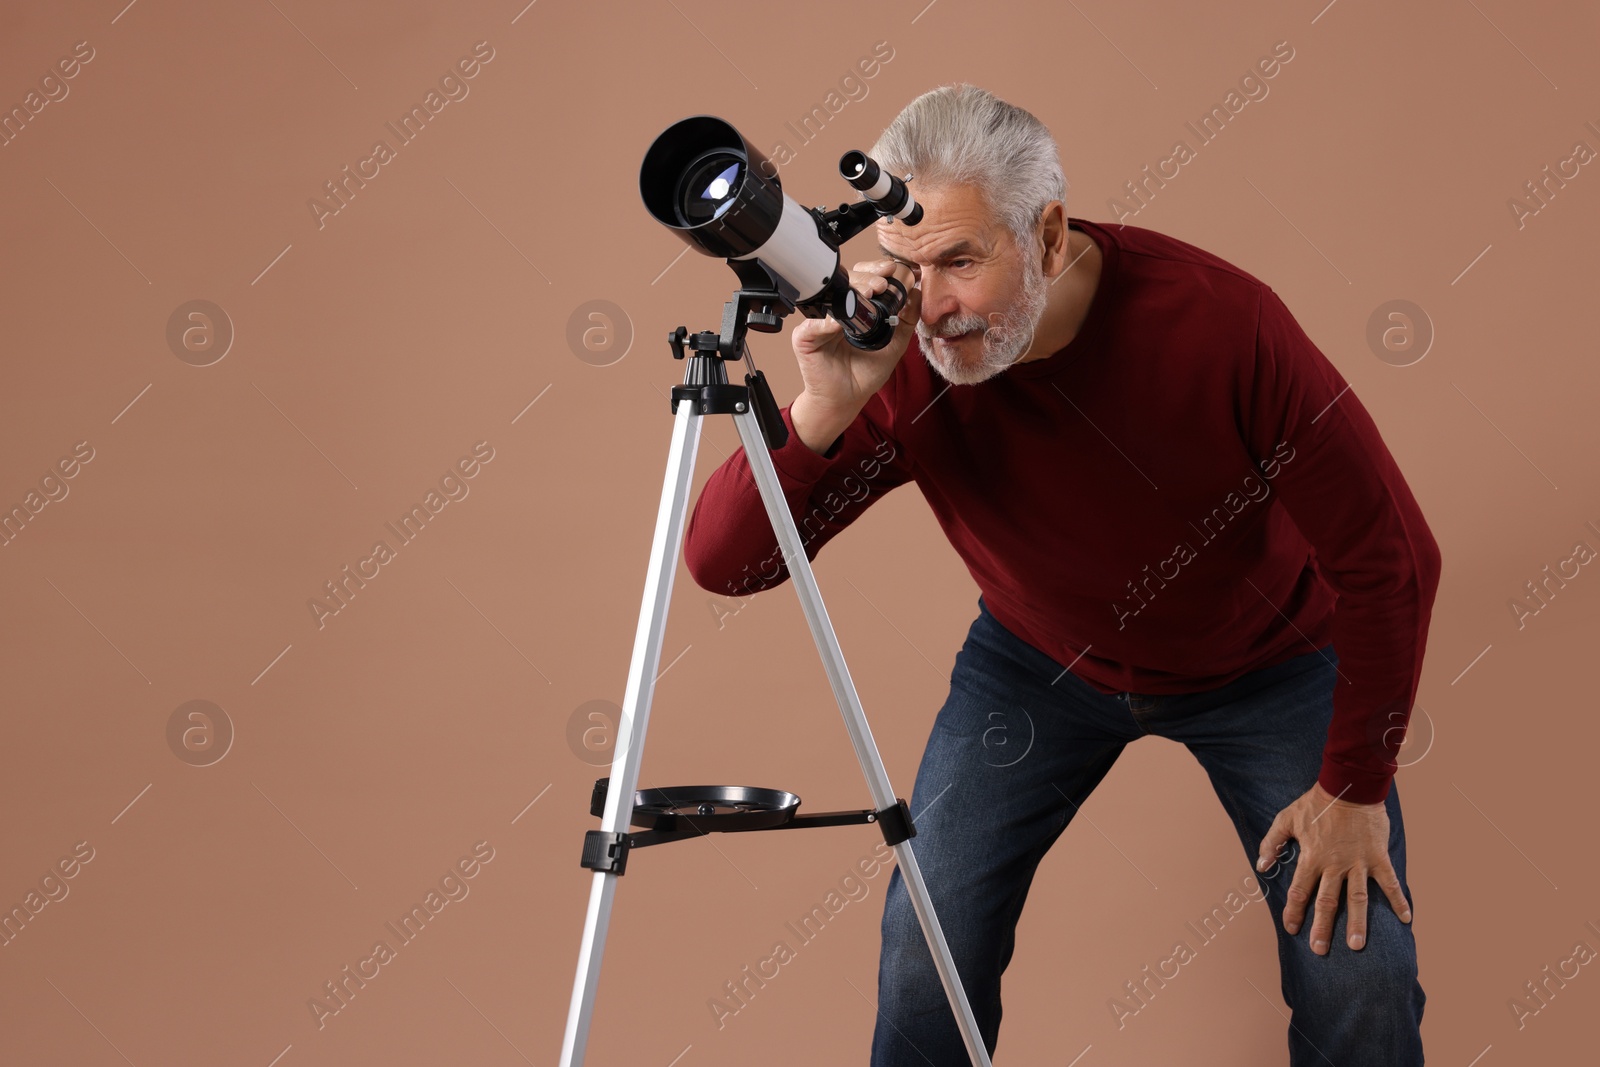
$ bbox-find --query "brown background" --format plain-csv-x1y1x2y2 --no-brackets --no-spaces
2,0,1597,1064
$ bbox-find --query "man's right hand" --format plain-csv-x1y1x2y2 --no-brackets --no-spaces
789,259,921,454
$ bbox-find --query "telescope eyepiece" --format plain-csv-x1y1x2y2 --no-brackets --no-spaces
838,150,923,226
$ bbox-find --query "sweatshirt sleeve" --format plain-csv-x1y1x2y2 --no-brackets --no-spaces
683,394,914,597
1241,285,1443,805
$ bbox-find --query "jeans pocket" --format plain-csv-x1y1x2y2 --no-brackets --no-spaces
1125,694,1160,714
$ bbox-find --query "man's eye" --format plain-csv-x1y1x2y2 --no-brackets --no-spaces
949,258,973,269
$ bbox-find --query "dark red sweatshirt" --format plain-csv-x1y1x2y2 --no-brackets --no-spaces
683,218,1441,805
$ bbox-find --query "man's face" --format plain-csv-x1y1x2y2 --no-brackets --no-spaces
877,183,1049,386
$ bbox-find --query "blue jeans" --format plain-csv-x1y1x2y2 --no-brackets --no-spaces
872,596,1424,1065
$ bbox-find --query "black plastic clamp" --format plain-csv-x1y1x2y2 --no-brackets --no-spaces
670,381,749,416
580,830,630,876
874,798,916,846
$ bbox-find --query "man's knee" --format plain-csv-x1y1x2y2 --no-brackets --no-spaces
1299,915,1420,1006
878,888,945,1015
1347,942,1417,994
879,872,1002,990
880,874,937,972
1290,930,1425,1058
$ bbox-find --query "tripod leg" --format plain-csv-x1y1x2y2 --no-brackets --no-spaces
559,400,702,1067
730,408,995,1067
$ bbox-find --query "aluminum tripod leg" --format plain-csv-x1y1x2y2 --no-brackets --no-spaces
559,398,701,1067
559,399,992,1067
728,407,992,1065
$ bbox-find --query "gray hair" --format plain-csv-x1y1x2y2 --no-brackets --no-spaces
867,83,1067,255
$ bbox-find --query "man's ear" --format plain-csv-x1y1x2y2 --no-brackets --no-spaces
1036,200,1069,279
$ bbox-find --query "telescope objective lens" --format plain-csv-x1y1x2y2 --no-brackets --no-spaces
677,152,744,226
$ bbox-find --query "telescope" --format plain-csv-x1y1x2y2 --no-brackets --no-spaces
639,115,922,351
558,115,994,1067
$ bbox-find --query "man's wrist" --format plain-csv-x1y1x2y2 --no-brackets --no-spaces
1311,781,1379,809
790,392,858,456
1317,759,1393,806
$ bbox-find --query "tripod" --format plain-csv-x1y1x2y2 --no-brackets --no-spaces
557,287,993,1067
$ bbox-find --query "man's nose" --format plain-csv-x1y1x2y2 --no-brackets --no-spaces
917,272,958,326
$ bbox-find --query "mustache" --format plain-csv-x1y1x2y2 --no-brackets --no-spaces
921,314,993,339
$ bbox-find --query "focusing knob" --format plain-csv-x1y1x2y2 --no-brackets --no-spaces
747,308,782,333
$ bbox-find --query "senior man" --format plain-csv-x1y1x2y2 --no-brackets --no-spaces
682,83,1439,1066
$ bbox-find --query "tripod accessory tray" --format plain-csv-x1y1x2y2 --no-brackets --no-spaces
580,777,915,876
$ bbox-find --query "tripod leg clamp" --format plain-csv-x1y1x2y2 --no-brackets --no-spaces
581,830,630,876
875,798,917,846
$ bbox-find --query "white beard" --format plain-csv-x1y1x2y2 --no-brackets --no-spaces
915,251,1050,386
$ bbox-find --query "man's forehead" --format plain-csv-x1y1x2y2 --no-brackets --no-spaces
874,186,996,261
883,235,979,263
